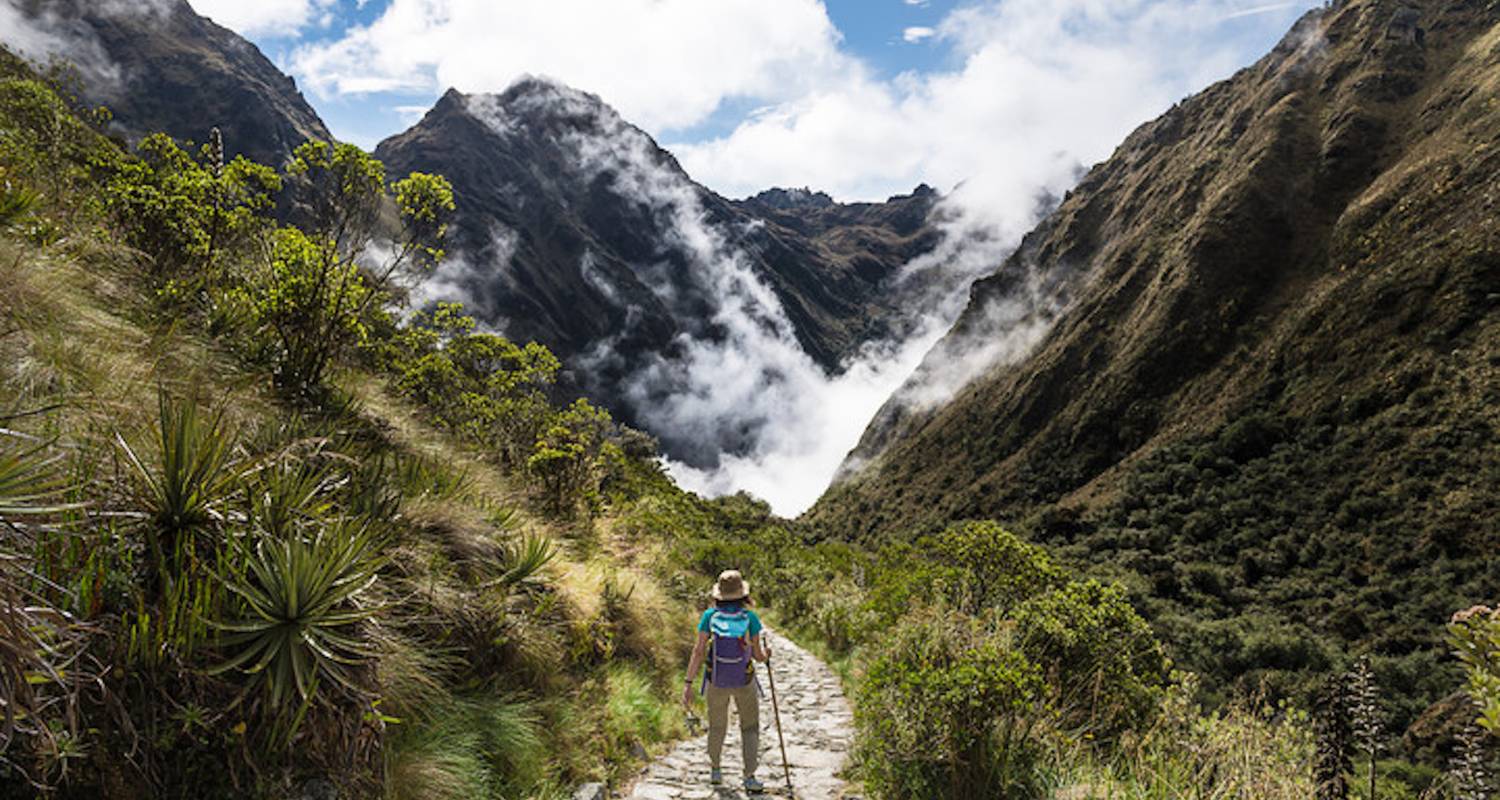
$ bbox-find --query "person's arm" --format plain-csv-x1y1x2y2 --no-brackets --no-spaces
751,633,771,663
682,631,710,707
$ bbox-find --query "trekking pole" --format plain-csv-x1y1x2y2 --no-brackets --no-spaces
765,647,794,795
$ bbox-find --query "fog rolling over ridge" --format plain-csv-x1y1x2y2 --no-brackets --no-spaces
375,78,1091,515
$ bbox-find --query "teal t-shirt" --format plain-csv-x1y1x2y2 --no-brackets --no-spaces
698,606,763,637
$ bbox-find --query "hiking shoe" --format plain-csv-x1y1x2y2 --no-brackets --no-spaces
743,776,765,793
709,768,722,785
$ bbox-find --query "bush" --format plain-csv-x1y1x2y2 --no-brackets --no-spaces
105,131,278,281
856,610,1049,799
1449,605,1500,734
1013,579,1169,737
528,399,613,515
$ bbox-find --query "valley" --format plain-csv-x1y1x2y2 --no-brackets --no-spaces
0,0,1496,798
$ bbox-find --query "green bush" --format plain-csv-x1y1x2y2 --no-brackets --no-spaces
856,610,1048,799
1013,579,1169,737
528,399,613,515
105,131,278,280
1448,605,1500,733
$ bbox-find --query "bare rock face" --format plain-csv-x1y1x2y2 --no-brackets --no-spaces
2,0,330,166
375,80,940,466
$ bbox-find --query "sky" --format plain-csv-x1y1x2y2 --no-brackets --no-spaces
186,0,1320,202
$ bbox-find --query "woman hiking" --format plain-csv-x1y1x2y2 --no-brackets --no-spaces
682,569,771,792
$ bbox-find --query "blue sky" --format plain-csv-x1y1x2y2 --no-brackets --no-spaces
189,0,1318,200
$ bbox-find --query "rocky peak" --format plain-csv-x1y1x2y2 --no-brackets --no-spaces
746,187,836,211
0,0,330,166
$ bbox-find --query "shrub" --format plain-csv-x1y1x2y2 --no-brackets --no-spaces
382,302,561,466
856,610,1049,800
105,131,279,281
1449,605,1500,734
528,399,613,515
1013,579,1169,737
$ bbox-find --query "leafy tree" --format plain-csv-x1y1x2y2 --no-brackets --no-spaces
237,226,374,394
242,141,454,398
528,399,613,514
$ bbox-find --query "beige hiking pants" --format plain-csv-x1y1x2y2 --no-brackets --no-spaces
705,682,759,775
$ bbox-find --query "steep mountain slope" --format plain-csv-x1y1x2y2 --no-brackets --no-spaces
810,0,1500,715
375,81,939,464
1,0,330,166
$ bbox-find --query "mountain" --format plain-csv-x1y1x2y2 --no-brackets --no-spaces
0,0,330,166
375,80,940,464
810,0,1500,716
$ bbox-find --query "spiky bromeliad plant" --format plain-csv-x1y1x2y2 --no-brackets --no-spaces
117,392,241,587
211,519,384,741
0,433,93,789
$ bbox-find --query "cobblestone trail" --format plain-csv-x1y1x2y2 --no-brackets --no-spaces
626,630,856,800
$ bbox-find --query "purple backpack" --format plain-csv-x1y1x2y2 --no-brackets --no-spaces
707,609,752,688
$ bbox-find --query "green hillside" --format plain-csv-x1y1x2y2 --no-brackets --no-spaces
810,0,1500,725
0,47,712,797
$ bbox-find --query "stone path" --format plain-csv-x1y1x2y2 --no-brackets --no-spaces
625,630,856,800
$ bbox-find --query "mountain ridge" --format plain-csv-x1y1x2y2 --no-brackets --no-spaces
375,78,945,466
2,0,331,166
807,0,1500,718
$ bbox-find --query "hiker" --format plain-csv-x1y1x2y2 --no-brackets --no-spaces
683,569,771,792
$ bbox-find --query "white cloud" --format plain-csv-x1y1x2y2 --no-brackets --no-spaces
187,0,334,37
290,0,851,132
903,26,936,43
674,0,1317,209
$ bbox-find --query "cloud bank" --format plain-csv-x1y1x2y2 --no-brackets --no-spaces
290,0,851,131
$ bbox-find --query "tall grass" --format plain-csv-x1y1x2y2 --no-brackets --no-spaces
1039,673,1315,800
604,662,683,759
383,696,548,800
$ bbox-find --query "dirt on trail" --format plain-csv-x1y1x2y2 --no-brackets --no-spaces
624,631,859,800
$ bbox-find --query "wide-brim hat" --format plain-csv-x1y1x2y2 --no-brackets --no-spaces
711,569,749,601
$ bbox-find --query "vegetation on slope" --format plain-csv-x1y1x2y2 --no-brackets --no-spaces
0,50,692,797
809,0,1500,739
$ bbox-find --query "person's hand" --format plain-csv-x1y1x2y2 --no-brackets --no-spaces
681,682,694,709
762,642,773,663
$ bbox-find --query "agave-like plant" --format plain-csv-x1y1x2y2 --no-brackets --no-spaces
0,183,40,231
0,435,91,789
487,532,556,591
244,458,336,540
211,520,384,728
0,439,76,520
116,392,241,582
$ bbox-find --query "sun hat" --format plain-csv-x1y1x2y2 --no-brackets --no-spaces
711,569,749,601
